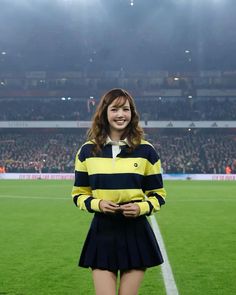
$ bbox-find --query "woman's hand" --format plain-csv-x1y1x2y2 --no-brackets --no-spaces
119,203,140,218
99,200,121,214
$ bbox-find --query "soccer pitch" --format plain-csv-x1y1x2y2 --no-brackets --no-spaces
0,180,235,295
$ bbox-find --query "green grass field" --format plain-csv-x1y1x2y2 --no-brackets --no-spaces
0,180,235,295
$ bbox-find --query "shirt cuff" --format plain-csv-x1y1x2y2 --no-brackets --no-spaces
90,198,102,212
136,201,150,216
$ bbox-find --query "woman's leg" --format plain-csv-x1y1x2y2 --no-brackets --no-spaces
118,269,145,295
92,269,117,295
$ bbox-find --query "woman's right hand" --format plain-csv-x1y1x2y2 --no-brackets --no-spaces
99,200,121,214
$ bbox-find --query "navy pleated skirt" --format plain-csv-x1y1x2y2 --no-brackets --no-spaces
78,212,164,271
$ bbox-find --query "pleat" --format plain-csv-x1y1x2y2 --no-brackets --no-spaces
78,212,163,271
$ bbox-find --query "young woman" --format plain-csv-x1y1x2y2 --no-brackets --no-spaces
72,88,166,295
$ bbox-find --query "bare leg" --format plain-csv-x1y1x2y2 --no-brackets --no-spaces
92,269,117,295
118,269,145,295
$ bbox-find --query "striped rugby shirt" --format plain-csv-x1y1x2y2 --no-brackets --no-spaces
72,139,166,216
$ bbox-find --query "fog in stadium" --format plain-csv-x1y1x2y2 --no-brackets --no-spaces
0,1,236,295
1,0,236,72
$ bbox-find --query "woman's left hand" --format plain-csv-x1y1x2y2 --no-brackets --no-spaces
119,203,140,218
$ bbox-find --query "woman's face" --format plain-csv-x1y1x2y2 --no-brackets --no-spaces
107,97,131,138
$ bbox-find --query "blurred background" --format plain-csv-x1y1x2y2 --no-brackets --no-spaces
0,0,236,175
1,0,236,72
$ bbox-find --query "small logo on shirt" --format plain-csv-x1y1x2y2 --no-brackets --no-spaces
134,163,138,167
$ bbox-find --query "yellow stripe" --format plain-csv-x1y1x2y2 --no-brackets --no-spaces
75,158,87,172
71,186,91,197
84,156,162,175
146,187,167,199
92,188,145,204
145,159,162,175
86,157,148,175
140,139,153,146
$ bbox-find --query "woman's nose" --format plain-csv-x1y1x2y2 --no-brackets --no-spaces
117,109,124,116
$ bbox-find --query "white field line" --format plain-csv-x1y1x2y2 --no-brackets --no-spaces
0,195,68,200
0,195,234,202
150,215,179,295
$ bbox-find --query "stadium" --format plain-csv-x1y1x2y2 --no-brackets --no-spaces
0,0,236,294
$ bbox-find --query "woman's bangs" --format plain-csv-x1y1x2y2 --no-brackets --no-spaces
112,96,129,107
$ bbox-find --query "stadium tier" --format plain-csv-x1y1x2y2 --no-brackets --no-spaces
0,97,236,121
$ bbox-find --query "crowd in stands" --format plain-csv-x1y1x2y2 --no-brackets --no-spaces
0,97,236,121
0,132,84,174
1,75,236,174
150,132,236,174
139,98,236,121
0,131,235,174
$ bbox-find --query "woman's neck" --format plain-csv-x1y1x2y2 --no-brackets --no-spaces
109,131,123,141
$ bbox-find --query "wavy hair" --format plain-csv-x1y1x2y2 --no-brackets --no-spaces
87,88,144,155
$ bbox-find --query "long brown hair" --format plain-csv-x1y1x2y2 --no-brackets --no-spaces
87,88,144,154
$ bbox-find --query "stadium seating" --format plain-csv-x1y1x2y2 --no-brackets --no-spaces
0,97,235,121
0,131,235,174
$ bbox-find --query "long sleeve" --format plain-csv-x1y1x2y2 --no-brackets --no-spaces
71,147,101,213
137,145,166,216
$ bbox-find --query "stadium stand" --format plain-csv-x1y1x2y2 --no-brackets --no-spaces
0,97,236,121
0,71,235,174
0,130,235,174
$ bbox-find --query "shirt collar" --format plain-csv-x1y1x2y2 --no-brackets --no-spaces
105,136,130,147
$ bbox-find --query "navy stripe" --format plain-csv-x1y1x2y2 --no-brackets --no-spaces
146,200,154,216
84,196,95,213
119,144,159,164
79,143,159,164
90,173,143,190
79,144,112,162
147,192,165,206
78,144,93,162
142,174,163,191
74,171,90,187
73,195,79,206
